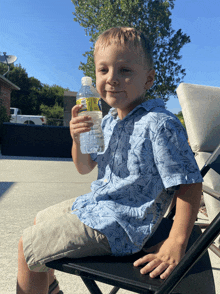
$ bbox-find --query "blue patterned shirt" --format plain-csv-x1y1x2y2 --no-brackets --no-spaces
71,99,203,255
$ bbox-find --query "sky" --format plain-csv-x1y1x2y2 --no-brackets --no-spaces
1,0,220,114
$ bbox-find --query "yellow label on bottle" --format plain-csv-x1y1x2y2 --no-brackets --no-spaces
76,97,102,112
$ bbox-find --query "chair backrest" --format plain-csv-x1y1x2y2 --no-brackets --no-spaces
176,83,220,153
176,83,220,226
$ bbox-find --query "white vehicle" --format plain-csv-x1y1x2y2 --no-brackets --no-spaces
10,108,47,125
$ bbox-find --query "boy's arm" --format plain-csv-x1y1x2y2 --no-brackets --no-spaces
71,138,97,175
134,182,202,279
70,105,97,174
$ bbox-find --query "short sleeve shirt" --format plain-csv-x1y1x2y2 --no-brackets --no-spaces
71,99,203,256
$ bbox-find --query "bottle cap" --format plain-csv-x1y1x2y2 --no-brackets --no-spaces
81,76,92,86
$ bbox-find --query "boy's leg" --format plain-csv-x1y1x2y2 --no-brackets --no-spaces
33,217,58,292
17,217,59,294
17,237,49,294
17,199,111,294
16,199,74,294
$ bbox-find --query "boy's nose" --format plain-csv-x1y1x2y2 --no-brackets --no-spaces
106,72,119,85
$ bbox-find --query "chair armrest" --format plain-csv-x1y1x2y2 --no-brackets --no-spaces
202,184,220,200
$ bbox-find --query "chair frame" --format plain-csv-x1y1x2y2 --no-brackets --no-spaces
47,143,220,294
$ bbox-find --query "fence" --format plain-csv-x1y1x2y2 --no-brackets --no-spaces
1,123,72,158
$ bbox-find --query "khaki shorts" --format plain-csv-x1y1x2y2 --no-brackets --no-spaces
23,198,112,272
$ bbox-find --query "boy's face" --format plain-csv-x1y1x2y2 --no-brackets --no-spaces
95,43,155,119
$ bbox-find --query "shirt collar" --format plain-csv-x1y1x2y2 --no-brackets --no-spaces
109,98,165,119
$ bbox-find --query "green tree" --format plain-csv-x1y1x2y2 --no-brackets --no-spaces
175,111,185,128
38,84,66,109
72,0,190,102
0,63,8,76
40,103,64,126
0,63,38,114
0,63,68,115
28,77,43,113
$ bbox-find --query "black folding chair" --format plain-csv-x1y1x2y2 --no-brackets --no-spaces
46,143,220,294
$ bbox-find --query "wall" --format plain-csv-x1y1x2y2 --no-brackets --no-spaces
63,91,77,126
0,82,11,116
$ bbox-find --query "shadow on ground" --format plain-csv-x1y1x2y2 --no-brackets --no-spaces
0,182,15,199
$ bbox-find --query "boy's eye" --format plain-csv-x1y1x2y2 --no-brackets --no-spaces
121,68,131,73
99,68,108,73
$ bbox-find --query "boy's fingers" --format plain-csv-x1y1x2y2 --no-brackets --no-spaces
71,105,82,118
134,253,178,279
160,264,176,279
148,262,170,278
133,254,154,267
70,106,92,123
139,258,161,275
134,255,174,278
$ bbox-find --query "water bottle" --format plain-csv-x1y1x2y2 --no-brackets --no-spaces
76,76,104,154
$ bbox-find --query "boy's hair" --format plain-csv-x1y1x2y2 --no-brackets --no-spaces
94,27,154,69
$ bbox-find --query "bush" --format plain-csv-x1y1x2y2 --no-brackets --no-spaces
40,103,64,126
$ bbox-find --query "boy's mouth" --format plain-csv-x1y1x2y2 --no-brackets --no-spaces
107,90,123,94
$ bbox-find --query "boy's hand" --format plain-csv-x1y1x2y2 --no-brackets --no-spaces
69,105,93,143
133,237,186,279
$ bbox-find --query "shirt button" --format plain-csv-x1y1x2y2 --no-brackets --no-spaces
104,179,108,183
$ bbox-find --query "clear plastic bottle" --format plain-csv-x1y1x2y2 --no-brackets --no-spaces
76,76,104,154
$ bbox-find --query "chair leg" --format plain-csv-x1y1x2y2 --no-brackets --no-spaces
109,286,120,294
209,243,220,258
197,224,220,257
80,276,120,294
81,276,103,294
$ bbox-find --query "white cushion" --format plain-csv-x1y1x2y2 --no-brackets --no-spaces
176,83,220,152
195,152,220,224
195,152,220,191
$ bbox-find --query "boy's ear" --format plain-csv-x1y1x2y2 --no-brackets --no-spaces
145,69,155,90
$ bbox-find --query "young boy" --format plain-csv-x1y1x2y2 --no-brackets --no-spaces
17,27,203,294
